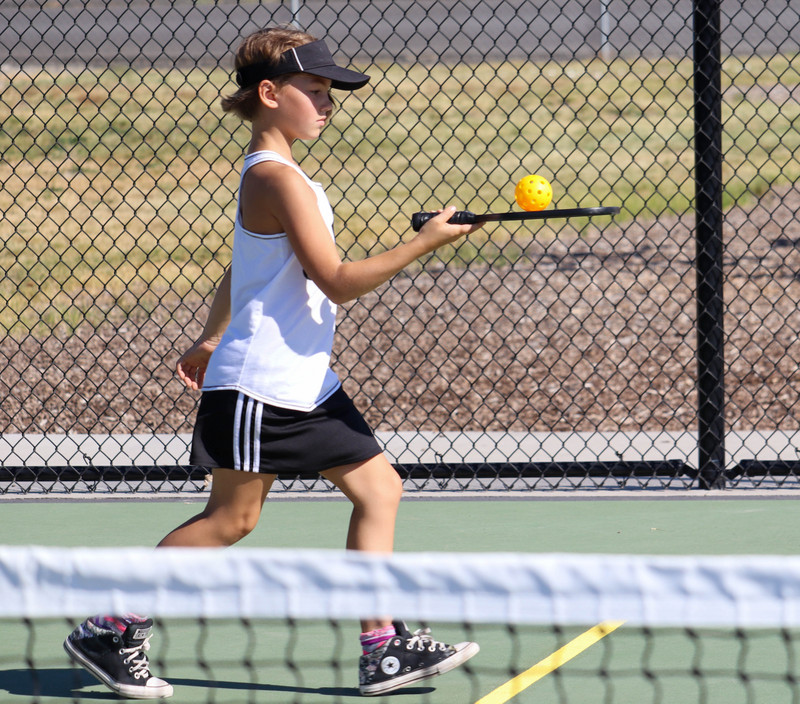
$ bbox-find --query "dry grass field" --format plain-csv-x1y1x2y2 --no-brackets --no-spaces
1,52,798,441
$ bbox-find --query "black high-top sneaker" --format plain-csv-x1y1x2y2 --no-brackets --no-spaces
64,615,173,699
358,620,479,696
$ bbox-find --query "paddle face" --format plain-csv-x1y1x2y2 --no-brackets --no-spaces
411,206,620,231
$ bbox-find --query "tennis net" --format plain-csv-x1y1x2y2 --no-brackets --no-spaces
2,547,800,703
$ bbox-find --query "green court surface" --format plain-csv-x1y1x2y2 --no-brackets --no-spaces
2,496,799,703
2,496,799,554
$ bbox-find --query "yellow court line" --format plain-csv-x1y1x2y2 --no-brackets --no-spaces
474,620,625,704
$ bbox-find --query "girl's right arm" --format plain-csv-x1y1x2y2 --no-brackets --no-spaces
176,265,232,390
247,162,482,305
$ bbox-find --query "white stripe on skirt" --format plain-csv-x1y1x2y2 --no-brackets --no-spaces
242,396,254,471
233,392,244,470
252,400,263,471
234,392,262,472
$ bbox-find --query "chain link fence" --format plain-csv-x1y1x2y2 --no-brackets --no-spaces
1,0,799,494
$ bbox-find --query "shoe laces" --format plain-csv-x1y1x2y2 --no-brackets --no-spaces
121,636,153,680
404,627,449,653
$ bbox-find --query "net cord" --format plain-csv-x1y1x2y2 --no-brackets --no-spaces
2,547,799,627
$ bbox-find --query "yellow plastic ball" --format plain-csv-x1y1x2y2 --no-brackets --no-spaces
515,174,552,212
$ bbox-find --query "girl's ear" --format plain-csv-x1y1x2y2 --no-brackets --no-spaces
257,80,280,108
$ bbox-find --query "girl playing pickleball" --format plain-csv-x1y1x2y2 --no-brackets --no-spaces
64,26,480,698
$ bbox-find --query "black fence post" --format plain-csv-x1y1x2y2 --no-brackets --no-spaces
693,0,726,489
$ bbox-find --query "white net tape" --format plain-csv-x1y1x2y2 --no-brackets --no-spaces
2,547,800,628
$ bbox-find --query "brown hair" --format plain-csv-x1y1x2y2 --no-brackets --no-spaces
221,26,317,121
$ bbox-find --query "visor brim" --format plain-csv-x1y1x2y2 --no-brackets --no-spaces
236,40,370,91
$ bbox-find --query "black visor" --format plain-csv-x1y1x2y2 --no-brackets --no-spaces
235,40,370,91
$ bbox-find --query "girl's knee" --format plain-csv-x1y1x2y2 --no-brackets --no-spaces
229,514,259,543
324,455,403,510
202,469,272,545
385,467,404,504
203,505,261,545
365,464,403,512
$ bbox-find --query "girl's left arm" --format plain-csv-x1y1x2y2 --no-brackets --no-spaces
176,265,232,390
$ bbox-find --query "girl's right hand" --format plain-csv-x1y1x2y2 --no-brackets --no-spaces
414,206,483,252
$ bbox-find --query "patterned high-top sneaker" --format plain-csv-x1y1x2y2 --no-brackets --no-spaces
64,615,173,699
359,620,479,696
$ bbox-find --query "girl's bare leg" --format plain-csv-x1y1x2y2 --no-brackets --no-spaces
157,467,276,547
322,453,403,632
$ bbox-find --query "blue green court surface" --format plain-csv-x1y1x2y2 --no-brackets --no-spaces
2,495,799,703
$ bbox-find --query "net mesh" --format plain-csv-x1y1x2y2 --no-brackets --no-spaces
2,547,800,703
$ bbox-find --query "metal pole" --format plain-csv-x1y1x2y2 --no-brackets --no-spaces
693,0,726,489
290,0,301,26
599,0,611,61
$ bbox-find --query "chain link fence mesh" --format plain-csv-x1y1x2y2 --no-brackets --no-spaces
1,0,799,493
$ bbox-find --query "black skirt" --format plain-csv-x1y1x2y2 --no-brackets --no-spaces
190,387,382,476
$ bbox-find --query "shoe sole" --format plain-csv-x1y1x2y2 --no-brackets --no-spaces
360,641,480,696
63,638,174,699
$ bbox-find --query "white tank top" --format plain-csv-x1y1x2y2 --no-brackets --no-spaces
202,151,341,411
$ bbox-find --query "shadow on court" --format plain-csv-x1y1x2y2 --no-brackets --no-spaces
167,677,433,697
0,668,100,699
0,668,434,701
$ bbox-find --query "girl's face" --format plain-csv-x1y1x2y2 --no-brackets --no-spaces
272,74,334,141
